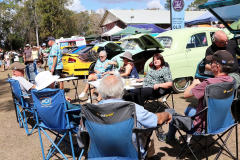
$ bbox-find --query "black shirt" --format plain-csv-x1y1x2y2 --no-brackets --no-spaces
0,52,5,60
205,40,240,73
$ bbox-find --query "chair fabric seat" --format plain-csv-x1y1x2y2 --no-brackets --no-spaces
89,157,138,160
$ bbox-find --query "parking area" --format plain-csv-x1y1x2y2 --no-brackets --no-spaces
1,69,239,160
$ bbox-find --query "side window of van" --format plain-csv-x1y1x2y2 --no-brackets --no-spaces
210,32,215,43
186,33,208,49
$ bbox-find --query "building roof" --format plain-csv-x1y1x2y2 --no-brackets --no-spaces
100,10,207,27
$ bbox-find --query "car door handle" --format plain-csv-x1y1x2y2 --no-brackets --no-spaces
186,49,191,52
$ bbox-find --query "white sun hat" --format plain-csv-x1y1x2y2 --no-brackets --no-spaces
35,71,60,90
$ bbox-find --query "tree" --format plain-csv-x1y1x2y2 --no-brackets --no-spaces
164,0,171,10
188,0,207,11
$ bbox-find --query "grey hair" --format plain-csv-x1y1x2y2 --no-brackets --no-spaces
97,74,124,100
99,50,107,56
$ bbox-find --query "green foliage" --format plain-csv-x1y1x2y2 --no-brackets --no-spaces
0,0,103,49
164,0,171,10
188,0,208,10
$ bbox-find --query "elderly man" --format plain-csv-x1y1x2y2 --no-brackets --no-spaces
23,44,32,63
41,43,50,71
205,30,240,88
78,50,117,103
160,50,234,143
95,74,172,158
11,62,36,104
46,37,64,89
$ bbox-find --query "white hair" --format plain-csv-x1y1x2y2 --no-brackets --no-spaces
99,50,107,56
97,74,124,100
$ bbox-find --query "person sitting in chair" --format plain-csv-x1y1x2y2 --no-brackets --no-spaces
159,50,234,143
78,50,117,103
95,74,172,158
35,71,81,125
11,62,36,104
129,53,172,106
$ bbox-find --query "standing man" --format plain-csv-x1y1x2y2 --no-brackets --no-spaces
23,44,32,63
205,30,240,88
46,37,64,89
41,43,49,71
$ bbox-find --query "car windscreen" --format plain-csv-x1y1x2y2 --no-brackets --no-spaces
120,40,139,50
156,37,172,48
76,46,93,55
61,47,78,54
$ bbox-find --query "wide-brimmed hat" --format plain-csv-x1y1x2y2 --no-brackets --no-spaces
206,50,234,66
24,58,34,65
11,62,25,70
120,51,133,61
35,71,60,90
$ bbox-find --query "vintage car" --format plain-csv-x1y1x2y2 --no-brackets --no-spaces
62,41,124,76
143,27,221,93
195,1,240,80
110,34,164,77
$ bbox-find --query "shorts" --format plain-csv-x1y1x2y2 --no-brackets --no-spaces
53,69,62,77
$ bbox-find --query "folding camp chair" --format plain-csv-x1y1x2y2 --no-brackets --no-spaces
25,62,38,84
80,102,159,160
175,81,238,160
31,88,83,160
7,78,37,135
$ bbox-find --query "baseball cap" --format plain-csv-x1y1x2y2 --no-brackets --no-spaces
26,44,30,47
11,62,25,70
46,37,55,41
42,43,46,46
206,50,234,66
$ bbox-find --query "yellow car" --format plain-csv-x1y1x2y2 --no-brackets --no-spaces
62,41,124,76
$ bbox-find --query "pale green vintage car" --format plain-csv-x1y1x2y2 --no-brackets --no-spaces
144,27,221,93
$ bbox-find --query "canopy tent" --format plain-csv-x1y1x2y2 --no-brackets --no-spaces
112,26,151,37
127,24,167,33
185,11,218,25
101,26,123,37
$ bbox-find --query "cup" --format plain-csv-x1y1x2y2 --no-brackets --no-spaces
125,76,130,86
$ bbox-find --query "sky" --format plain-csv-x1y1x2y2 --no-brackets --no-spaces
66,0,195,14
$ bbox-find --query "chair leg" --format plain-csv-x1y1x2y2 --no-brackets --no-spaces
236,124,238,159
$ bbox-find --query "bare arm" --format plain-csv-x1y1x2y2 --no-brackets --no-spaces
50,56,57,73
154,82,172,90
120,64,132,77
30,85,36,89
183,79,201,98
156,112,172,125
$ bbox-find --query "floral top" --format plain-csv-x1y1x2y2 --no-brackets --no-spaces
48,43,63,70
119,62,134,74
143,66,172,88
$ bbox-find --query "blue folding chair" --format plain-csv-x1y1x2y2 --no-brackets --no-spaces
175,81,238,160
25,62,38,84
31,88,83,160
7,78,37,135
80,102,158,160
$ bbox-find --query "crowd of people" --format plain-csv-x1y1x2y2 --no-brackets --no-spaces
7,30,240,159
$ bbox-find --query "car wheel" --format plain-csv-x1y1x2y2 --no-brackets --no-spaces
172,77,192,93
88,62,96,72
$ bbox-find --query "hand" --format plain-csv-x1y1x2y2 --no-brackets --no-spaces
192,79,201,86
166,113,172,124
104,62,109,69
101,72,107,77
66,96,72,102
50,68,54,73
153,84,160,90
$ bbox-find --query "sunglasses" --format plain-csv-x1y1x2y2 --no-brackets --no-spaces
215,40,227,45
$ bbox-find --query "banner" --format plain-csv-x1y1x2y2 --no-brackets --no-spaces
171,0,185,30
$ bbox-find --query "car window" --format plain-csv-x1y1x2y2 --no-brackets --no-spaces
186,33,208,49
120,40,138,50
156,37,172,48
210,32,215,43
76,46,93,55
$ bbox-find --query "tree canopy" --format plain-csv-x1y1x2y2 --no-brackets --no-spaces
0,0,102,50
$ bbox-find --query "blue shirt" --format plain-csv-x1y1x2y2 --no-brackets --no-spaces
98,99,157,155
94,59,113,73
48,43,63,70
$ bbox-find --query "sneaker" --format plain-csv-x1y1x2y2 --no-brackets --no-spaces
158,133,178,143
79,92,86,98
86,98,91,103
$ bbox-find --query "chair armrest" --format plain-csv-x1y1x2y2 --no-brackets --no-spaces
190,107,208,120
133,126,161,133
64,108,81,114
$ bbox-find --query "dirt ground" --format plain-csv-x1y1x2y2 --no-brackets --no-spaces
0,69,239,160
